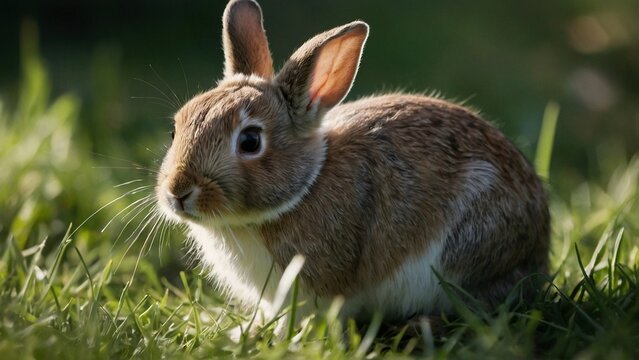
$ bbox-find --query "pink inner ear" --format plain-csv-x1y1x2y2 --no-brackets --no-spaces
309,32,365,109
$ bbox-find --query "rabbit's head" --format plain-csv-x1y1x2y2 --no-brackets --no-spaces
157,0,368,227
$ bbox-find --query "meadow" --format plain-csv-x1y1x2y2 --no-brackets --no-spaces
1,2,639,358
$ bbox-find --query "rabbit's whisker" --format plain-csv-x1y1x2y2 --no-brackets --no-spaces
70,184,151,238
114,206,158,273
103,193,153,234
149,64,183,108
133,77,180,110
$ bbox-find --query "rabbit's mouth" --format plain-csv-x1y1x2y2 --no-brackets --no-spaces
157,185,202,222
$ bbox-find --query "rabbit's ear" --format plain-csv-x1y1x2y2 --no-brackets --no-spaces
222,0,273,78
276,21,369,132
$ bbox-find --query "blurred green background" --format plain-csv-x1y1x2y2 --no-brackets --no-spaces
2,0,639,189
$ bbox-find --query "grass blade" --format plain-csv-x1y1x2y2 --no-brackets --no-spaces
535,101,559,180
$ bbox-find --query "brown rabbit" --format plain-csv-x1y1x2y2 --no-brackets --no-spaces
156,0,549,331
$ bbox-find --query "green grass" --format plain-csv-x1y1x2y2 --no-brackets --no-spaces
1,35,639,360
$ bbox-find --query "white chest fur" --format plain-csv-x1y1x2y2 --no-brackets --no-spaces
188,223,282,317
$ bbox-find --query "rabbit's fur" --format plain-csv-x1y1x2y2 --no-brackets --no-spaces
156,0,549,329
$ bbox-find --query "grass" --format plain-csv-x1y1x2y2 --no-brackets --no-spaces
1,33,639,360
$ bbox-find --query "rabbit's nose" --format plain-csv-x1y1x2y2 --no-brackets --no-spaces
167,188,194,212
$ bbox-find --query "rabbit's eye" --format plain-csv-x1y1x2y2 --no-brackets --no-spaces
171,130,175,140
238,126,262,154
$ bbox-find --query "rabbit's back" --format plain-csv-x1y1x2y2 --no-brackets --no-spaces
260,94,549,312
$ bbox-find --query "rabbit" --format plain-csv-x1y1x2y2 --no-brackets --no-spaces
155,0,550,333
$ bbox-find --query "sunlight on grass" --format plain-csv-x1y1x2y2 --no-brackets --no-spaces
535,101,559,181
1,28,638,359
